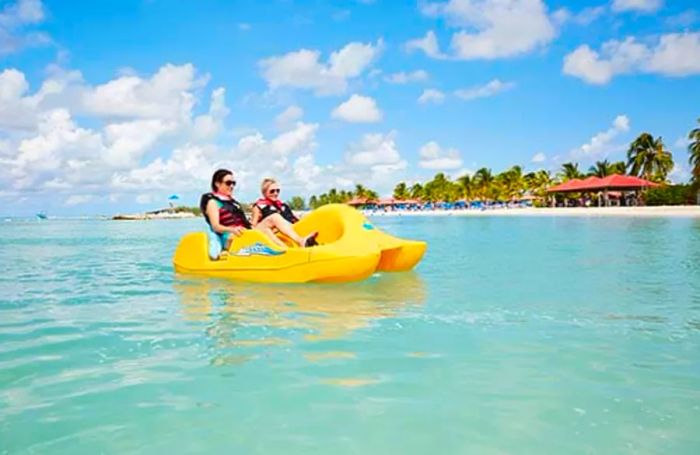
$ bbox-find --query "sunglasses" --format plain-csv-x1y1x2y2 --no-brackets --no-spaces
222,180,236,187
268,189,281,194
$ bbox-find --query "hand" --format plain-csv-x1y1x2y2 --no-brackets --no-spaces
231,226,246,237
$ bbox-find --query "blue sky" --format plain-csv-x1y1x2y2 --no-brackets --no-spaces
0,0,699,215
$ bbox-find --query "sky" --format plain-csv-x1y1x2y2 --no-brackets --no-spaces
0,0,699,216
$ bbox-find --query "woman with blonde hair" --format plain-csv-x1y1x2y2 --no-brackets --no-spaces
252,178,317,243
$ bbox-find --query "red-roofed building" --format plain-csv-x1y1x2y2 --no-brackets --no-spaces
547,174,659,206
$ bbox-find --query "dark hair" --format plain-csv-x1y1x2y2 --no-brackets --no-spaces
211,169,233,191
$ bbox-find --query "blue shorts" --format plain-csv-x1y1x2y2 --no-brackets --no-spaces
207,226,231,260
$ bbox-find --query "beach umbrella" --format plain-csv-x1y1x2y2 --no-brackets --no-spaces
167,194,180,209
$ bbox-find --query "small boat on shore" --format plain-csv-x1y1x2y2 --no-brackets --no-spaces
173,204,426,283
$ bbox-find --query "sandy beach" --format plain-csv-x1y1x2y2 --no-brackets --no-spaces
364,206,700,218
112,211,197,220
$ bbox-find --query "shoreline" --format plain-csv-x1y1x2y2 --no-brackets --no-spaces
112,212,197,220
363,206,700,218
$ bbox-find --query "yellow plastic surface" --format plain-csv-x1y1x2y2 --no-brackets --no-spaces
173,204,426,283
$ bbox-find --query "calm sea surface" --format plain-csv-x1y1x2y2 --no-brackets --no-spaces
1,215,699,454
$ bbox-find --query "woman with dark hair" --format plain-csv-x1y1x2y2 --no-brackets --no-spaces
200,169,315,258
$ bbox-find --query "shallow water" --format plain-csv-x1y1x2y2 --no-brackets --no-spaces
1,216,699,454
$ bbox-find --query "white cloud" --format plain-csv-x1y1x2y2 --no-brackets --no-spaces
564,33,700,84
0,0,44,24
0,64,233,201
418,88,446,104
192,87,229,140
385,70,429,84
275,105,304,130
416,0,557,60
418,141,463,170
135,193,154,204
0,66,83,131
259,39,383,96
665,10,698,28
454,79,515,101
405,31,447,59
0,0,50,55
331,94,383,123
238,23,251,31
112,144,218,193
674,136,691,150
64,194,92,206
570,114,630,160
611,0,663,13
575,6,606,24
647,33,700,76
0,68,37,130
292,153,324,190
531,152,546,163
233,121,319,176
345,131,406,173
555,6,606,26
668,162,690,183
103,119,176,169
82,63,204,121
14,109,105,183
118,140,319,200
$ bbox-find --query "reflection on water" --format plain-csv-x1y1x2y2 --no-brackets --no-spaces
174,273,425,364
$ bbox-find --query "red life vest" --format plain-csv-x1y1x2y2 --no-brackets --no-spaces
200,193,251,228
254,198,298,224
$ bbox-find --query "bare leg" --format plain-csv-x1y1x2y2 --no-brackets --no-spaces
254,223,289,248
259,213,315,247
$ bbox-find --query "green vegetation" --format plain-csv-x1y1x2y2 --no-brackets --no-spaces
644,185,695,206
304,126,700,208
308,185,379,209
627,134,674,183
689,118,700,186
588,160,626,177
169,206,202,216
289,196,306,211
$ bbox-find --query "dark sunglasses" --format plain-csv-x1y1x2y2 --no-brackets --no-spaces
268,189,281,194
222,180,236,187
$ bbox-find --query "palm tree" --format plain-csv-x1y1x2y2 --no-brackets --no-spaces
689,118,700,186
527,169,553,199
327,188,339,203
423,173,452,202
409,183,423,200
473,168,493,199
558,162,583,181
456,174,473,200
393,182,409,200
627,133,674,183
353,184,368,199
499,165,525,199
588,160,615,177
366,189,379,200
308,195,319,209
610,161,627,175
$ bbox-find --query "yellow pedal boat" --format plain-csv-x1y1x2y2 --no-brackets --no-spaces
173,203,426,283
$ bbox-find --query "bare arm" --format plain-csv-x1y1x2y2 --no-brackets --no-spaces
251,205,262,227
206,200,245,236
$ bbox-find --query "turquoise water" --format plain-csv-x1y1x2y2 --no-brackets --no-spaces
1,216,699,454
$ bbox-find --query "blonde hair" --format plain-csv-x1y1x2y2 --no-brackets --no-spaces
261,178,278,196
